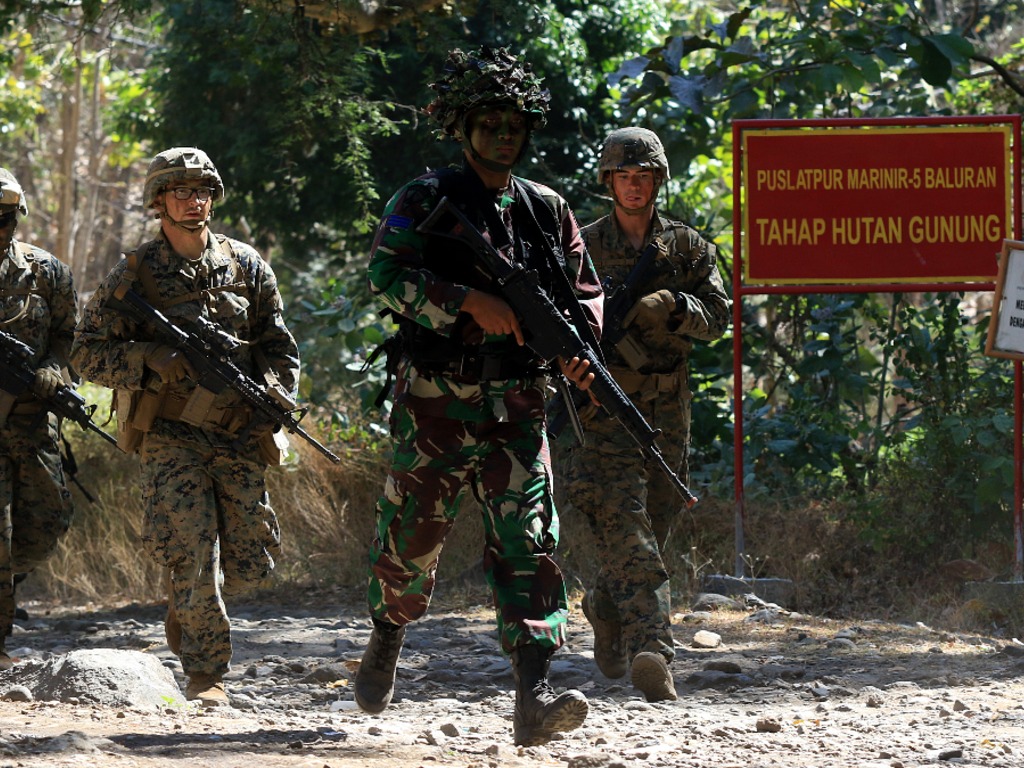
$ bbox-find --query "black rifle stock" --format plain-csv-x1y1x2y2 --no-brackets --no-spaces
108,285,341,464
416,196,697,508
0,328,117,448
546,237,664,439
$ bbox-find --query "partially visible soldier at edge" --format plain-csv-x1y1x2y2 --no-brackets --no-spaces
0,167,78,671
71,148,300,706
355,46,601,746
556,127,731,702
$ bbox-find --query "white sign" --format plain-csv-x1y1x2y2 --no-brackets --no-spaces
986,240,1024,359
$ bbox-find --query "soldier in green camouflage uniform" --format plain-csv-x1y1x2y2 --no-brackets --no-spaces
0,168,78,670
557,128,731,702
71,148,299,706
355,47,601,746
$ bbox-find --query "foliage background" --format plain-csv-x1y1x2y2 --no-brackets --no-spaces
3,0,1023,633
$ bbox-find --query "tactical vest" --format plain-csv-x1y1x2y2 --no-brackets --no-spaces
113,235,281,455
0,241,50,329
383,169,558,384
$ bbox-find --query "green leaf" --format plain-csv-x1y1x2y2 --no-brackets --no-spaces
725,8,754,42
610,56,650,86
918,37,953,86
925,33,974,65
669,74,705,112
841,50,882,85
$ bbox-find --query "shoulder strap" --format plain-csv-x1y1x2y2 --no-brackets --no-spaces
215,234,261,322
511,178,604,363
121,242,164,308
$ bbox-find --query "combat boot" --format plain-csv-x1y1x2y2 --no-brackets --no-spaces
185,673,229,707
163,570,181,656
511,644,589,746
0,649,13,671
581,590,627,679
630,651,678,702
354,618,406,713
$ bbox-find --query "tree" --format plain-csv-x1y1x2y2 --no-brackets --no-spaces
0,5,155,293
605,0,1023,560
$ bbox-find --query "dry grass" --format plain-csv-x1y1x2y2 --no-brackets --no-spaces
20,426,1023,639
23,426,487,610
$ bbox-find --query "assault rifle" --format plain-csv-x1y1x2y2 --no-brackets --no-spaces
0,328,117,448
546,237,664,440
107,285,342,464
416,197,697,508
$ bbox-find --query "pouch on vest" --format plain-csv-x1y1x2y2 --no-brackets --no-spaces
257,427,290,466
178,386,219,427
616,331,653,371
114,389,152,453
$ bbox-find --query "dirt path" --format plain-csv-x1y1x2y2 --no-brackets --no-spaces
2,588,1023,768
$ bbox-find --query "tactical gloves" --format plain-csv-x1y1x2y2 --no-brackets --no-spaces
623,289,678,328
33,367,64,398
144,343,196,383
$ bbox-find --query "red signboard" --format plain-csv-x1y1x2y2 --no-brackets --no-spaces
741,124,1014,285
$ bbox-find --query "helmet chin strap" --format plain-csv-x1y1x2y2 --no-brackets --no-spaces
159,208,213,235
614,199,653,217
463,138,516,173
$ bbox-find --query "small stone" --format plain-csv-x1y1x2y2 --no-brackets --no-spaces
1,685,33,702
692,630,721,648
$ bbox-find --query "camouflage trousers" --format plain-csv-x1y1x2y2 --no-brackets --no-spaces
139,431,281,677
0,415,74,642
557,380,690,662
368,374,569,655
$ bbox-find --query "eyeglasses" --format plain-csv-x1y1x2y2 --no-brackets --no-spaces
0,211,17,228
168,186,214,202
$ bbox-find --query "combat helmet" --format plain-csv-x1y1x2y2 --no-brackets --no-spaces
0,168,28,216
425,46,550,171
143,147,224,209
597,127,670,184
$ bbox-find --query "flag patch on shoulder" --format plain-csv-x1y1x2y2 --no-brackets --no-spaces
384,214,414,230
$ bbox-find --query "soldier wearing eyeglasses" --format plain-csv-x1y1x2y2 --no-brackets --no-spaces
71,147,299,707
0,167,78,671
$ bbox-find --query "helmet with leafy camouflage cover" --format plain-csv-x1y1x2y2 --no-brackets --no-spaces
143,147,224,209
597,127,670,184
0,168,28,216
425,46,550,141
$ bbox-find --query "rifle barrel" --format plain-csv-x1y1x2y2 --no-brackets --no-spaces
110,287,342,464
417,197,698,507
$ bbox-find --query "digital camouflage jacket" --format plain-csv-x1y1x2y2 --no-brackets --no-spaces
71,233,298,447
581,210,731,374
0,240,78,382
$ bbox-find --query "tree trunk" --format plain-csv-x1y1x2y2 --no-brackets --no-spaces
56,38,82,267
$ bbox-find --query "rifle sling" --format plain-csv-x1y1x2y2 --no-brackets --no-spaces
509,179,605,364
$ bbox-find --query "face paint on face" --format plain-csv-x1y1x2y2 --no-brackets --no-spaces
465,106,529,168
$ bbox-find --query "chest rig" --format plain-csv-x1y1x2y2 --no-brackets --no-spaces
0,242,49,330
372,170,565,400
113,235,279,450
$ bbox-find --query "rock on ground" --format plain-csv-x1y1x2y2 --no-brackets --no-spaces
1,587,1023,768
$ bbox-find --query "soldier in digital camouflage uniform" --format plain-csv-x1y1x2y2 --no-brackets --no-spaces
71,148,299,706
355,46,602,746
557,127,731,702
0,168,78,671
